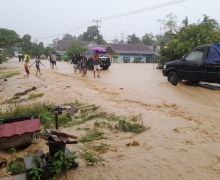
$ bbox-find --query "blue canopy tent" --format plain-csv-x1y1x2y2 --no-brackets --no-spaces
206,44,220,64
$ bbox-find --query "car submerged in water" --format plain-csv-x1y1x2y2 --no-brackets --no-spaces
84,50,111,70
162,44,220,85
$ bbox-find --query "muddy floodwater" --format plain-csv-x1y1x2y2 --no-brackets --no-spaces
58,61,220,108
1,59,220,180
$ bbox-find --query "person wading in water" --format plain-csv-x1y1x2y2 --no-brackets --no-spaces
24,60,30,78
31,57,45,76
93,52,101,78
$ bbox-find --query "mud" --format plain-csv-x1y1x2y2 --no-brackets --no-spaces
0,59,220,180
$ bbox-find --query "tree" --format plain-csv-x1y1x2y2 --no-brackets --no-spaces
182,17,189,27
127,34,141,44
62,34,75,41
38,42,44,56
44,47,55,57
66,42,87,58
78,26,106,44
164,13,177,33
0,28,20,63
159,15,220,65
31,42,45,57
142,33,154,45
20,34,32,55
0,28,20,48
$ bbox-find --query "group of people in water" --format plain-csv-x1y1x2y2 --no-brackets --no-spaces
70,53,101,78
23,51,102,78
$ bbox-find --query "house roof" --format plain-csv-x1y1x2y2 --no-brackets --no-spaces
57,40,72,51
57,40,98,51
108,43,154,55
0,119,40,138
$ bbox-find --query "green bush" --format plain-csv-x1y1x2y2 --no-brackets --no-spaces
28,168,44,180
8,158,25,175
48,151,76,175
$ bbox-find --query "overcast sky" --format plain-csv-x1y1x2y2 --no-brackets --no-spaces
1,0,219,45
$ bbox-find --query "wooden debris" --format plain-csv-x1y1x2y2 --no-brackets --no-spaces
50,130,78,139
14,87,36,97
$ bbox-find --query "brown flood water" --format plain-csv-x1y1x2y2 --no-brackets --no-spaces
1,59,220,180
57,61,220,108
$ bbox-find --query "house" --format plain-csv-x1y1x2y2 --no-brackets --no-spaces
107,43,156,63
55,39,99,57
57,39,98,51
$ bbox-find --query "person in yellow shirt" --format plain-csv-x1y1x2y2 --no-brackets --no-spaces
24,54,31,62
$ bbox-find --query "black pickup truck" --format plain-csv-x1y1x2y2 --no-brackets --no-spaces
84,50,111,70
162,44,220,85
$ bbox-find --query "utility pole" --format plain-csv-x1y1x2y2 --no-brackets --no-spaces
93,19,101,29
157,18,165,36
93,19,101,40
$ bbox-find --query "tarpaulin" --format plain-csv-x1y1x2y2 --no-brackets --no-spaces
0,119,40,138
206,44,220,64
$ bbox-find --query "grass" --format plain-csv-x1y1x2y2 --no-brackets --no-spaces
0,71,20,79
80,129,105,142
71,105,107,126
80,148,103,166
94,121,114,130
91,143,111,154
0,101,149,134
28,93,44,100
115,120,146,134
0,103,72,128
93,114,148,134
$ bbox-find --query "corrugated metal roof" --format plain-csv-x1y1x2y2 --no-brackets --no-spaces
108,43,154,55
0,119,40,138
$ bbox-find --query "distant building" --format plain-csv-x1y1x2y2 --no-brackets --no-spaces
55,40,156,63
57,39,98,51
107,44,155,63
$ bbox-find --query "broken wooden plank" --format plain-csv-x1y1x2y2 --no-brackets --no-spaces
49,134,62,142
50,130,78,139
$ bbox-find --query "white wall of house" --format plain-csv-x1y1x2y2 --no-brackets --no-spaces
113,55,155,63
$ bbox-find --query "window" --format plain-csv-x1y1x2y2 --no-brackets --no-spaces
123,56,130,63
185,49,204,62
134,56,141,63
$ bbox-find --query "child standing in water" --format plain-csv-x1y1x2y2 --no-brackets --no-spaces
24,60,30,78
81,56,88,77
31,57,45,76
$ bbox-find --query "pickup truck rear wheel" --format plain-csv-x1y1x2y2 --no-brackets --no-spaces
168,71,179,86
102,65,109,70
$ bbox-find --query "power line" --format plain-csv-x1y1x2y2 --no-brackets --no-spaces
100,0,189,21
35,21,92,40
34,0,189,40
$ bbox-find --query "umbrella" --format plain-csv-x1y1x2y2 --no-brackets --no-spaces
91,47,107,53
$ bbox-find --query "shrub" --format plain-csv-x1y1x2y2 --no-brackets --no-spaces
115,120,146,134
48,151,76,175
28,167,44,180
8,158,25,175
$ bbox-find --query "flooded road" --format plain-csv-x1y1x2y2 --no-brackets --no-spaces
57,61,220,109
1,59,220,180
